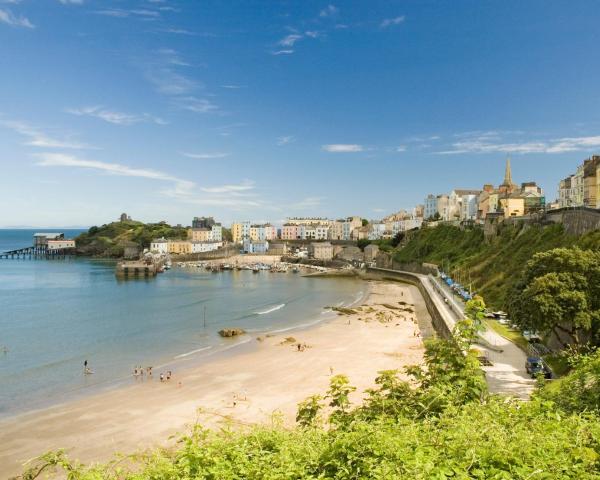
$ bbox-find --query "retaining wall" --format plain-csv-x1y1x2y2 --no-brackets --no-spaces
362,267,454,340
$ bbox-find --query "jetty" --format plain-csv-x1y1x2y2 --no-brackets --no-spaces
0,233,76,259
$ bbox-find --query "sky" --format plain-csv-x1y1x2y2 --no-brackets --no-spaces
1,0,599,228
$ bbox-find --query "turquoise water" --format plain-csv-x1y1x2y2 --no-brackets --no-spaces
0,230,363,418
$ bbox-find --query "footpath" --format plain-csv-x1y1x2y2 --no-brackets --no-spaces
426,275,534,399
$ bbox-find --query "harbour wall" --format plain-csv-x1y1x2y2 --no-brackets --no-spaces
361,267,454,340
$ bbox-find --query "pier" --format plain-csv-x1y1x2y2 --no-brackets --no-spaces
0,246,75,259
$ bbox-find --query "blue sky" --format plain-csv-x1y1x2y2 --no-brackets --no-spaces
1,0,599,227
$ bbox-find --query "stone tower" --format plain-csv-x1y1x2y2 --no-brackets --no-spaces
499,156,517,194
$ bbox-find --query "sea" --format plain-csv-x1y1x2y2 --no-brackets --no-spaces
0,229,364,418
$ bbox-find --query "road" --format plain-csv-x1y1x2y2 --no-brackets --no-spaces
424,275,535,399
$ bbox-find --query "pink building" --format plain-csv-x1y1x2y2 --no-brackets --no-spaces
281,224,299,240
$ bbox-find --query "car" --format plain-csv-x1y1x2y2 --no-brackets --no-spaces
525,357,552,379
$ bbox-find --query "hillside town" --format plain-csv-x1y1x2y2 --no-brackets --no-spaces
144,156,599,263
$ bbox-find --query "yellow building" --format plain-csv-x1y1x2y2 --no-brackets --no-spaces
499,196,525,218
188,228,212,242
168,240,192,254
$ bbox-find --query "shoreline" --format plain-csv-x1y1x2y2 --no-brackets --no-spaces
0,280,427,478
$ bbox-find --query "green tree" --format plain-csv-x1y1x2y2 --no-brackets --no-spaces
509,247,600,346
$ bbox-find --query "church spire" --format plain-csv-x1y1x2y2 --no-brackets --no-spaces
503,156,513,186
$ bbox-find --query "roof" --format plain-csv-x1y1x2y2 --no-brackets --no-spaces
453,189,482,196
152,238,168,243
34,232,63,238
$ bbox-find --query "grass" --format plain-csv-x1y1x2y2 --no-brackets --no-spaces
483,319,529,352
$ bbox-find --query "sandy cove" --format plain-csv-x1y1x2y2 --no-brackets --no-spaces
0,281,427,478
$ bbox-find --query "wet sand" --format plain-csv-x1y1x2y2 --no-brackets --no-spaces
0,281,427,478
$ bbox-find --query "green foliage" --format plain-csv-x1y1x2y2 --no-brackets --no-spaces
22,328,600,480
356,238,371,251
509,247,600,346
296,395,323,428
75,221,188,257
393,223,600,309
538,348,600,414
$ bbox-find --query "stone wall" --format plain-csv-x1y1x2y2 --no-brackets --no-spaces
362,267,453,340
483,207,600,238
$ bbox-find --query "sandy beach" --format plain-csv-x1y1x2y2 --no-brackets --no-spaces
0,281,427,478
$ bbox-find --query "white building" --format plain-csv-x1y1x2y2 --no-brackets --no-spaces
424,194,438,220
47,239,76,251
191,241,222,253
150,237,169,254
243,239,269,254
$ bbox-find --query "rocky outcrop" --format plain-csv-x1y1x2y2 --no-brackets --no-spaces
218,328,246,337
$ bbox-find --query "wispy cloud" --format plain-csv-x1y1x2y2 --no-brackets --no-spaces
437,133,600,155
177,96,219,114
2,120,89,149
34,152,194,195
290,196,325,209
380,16,405,28
277,135,295,146
95,8,160,19
322,144,363,153
395,145,407,152
279,33,303,47
221,84,243,89
142,49,220,114
0,8,34,28
201,180,255,194
271,49,294,56
319,5,338,17
58,0,83,4
181,152,230,159
66,106,166,126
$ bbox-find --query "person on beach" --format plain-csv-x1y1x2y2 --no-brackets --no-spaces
147,366,152,377
134,367,138,376
160,373,164,382
84,359,88,372
167,371,172,380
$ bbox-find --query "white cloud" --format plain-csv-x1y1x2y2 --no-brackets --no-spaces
322,144,364,153
290,196,325,209
437,134,600,155
0,8,34,28
201,180,255,194
94,8,160,19
319,5,338,17
2,120,89,149
305,30,320,38
66,106,166,126
395,145,407,152
58,0,83,4
221,84,242,89
178,97,219,114
277,135,295,146
181,152,230,159
34,152,194,195
271,49,294,56
279,33,303,46
380,16,405,28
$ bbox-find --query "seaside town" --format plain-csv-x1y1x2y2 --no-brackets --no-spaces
3,3,600,478
138,156,599,263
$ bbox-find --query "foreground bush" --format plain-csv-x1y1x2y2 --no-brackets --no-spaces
20,323,600,479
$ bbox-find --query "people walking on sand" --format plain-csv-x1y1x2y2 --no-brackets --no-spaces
84,359,88,372
167,370,172,380
329,366,334,376
160,373,164,382
147,366,153,377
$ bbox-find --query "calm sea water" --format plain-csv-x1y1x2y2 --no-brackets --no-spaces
0,229,363,418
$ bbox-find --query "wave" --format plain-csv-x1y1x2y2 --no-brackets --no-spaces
173,346,212,359
254,303,285,315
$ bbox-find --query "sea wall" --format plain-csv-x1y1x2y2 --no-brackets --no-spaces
484,207,600,238
361,267,453,340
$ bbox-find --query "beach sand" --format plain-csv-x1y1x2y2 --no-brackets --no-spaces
0,281,427,478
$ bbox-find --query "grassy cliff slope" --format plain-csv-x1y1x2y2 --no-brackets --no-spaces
75,221,189,257
393,223,600,308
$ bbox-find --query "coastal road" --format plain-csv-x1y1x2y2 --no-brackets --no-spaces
424,275,535,399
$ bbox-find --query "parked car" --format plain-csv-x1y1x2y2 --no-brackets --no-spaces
525,357,552,379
